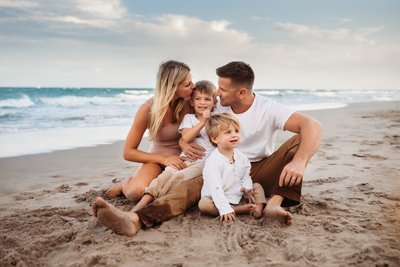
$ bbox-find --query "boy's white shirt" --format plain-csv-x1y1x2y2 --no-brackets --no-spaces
201,148,253,216
178,114,215,161
215,94,294,162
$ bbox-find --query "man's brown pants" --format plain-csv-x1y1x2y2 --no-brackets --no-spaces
136,135,301,227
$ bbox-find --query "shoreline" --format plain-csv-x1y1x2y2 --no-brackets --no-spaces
1,99,398,159
1,101,399,266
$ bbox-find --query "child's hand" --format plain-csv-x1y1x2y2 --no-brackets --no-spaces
241,188,256,204
203,110,211,119
220,212,236,223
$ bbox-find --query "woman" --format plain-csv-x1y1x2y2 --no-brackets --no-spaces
105,60,196,201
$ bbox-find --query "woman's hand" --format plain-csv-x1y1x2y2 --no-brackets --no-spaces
179,141,206,161
162,156,187,170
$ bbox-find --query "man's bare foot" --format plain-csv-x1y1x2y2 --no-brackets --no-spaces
263,205,293,225
104,182,123,198
92,197,141,236
233,203,256,215
251,203,265,219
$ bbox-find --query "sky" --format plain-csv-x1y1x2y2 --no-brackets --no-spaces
0,0,399,89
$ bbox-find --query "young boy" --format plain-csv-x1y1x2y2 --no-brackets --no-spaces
198,113,267,222
132,80,216,211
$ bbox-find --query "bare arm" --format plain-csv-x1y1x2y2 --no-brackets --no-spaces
180,110,210,143
178,111,210,160
123,100,185,169
280,112,323,186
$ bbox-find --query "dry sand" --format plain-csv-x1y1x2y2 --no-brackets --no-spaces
1,101,399,267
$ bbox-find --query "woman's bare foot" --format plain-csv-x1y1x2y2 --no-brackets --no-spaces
92,197,141,236
251,203,265,219
104,182,123,198
131,194,154,212
263,205,293,225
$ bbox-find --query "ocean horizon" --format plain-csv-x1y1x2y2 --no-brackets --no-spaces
1,87,399,158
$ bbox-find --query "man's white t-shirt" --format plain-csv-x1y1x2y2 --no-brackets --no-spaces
178,114,215,161
215,94,294,162
201,148,253,216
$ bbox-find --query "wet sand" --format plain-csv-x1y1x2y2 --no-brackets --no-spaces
1,101,399,266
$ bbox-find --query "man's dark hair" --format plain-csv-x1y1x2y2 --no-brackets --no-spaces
216,61,255,90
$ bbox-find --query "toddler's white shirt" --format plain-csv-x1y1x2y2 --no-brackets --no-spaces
201,148,253,216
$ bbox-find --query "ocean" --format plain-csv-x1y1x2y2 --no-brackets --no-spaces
1,87,399,158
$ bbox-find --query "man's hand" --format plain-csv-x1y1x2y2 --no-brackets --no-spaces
220,212,236,223
240,188,256,204
179,141,206,161
279,159,306,187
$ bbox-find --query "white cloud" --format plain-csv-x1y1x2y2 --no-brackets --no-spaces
0,0,128,29
211,20,230,32
133,14,251,47
332,17,353,24
0,0,38,8
252,16,272,21
275,22,383,45
74,0,126,19
0,3,398,90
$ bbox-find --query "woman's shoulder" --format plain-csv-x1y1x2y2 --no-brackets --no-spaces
144,98,153,107
138,98,153,112
133,98,153,121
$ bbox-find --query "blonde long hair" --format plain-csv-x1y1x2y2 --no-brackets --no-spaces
148,60,190,141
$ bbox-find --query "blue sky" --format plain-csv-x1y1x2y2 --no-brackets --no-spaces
0,0,399,89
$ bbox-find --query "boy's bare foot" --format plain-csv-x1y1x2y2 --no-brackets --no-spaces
263,205,293,225
104,182,123,198
233,203,256,215
92,197,141,236
251,203,264,218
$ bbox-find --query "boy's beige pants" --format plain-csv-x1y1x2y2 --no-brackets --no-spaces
144,161,204,198
198,183,267,216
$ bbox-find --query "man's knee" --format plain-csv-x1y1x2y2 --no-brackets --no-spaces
286,134,300,158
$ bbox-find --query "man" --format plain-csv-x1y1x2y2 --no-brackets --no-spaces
211,61,322,223
92,61,322,236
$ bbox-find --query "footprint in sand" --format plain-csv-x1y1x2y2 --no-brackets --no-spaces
325,156,339,160
355,183,374,193
360,140,384,146
56,184,71,193
14,192,36,201
305,176,348,186
320,189,337,195
296,197,330,216
352,153,387,160
385,134,400,145
74,182,89,186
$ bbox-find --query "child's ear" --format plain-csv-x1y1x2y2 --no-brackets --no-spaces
211,136,218,145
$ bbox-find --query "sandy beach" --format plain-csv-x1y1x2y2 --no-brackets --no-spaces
0,101,399,267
